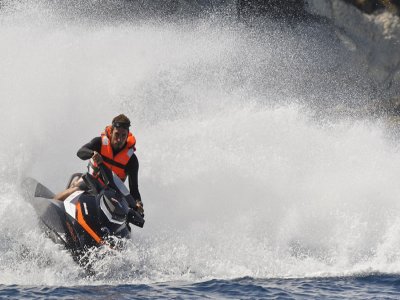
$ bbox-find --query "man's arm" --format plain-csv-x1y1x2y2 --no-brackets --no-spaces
77,137,102,160
126,153,142,202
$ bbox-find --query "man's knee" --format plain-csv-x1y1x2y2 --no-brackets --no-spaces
54,186,78,201
71,177,88,191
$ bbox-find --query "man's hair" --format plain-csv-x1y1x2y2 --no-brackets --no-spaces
112,114,131,129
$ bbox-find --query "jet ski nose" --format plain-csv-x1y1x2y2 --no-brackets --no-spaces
99,189,129,224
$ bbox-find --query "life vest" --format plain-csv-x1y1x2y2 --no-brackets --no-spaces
98,125,136,182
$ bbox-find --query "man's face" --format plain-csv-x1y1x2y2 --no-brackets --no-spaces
110,127,128,151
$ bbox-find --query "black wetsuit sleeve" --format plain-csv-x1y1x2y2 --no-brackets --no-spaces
126,153,142,202
77,137,102,160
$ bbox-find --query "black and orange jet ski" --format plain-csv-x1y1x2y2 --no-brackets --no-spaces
21,165,144,263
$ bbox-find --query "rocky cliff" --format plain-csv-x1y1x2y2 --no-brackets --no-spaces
306,0,400,115
235,0,400,115
163,0,400,115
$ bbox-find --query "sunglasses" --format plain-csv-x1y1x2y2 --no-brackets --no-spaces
112,121,130,129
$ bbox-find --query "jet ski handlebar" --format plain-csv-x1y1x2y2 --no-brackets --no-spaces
98,164,110,186
84,163,145,228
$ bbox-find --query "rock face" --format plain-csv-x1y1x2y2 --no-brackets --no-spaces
234,0,400,113
307,0,400,110
179,0,400,112
343,0,400,15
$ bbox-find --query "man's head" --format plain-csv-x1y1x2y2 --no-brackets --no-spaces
110,114,131,151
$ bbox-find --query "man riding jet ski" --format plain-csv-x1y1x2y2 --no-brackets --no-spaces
22,114,145,262
55,114,144,216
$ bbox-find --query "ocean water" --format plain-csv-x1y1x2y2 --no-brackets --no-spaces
2,275,400,299
1,0,400,298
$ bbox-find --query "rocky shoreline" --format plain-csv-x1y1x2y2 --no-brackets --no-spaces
306,0,400,118
237,0,400,118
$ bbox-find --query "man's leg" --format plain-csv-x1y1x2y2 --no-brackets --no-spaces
53,186,80,201
53,177,84,201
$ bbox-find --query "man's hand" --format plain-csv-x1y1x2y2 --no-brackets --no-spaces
92,151,104,165
135,200,144,215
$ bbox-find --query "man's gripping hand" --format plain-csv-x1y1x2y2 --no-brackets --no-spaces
135,200,144,216
92,151,104,165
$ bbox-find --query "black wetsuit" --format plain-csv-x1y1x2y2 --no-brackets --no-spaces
77,137,141,202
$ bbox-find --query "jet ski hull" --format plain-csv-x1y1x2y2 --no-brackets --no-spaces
21,174,140,264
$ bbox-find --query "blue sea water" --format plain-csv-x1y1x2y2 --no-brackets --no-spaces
2,275,400,299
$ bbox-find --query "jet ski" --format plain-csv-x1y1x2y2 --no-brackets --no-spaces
21,164,145,264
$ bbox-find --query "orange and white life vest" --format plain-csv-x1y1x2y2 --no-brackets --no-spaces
98,125,136,182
